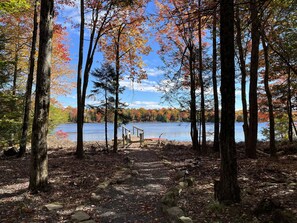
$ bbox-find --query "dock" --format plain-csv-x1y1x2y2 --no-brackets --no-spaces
122,125,144,147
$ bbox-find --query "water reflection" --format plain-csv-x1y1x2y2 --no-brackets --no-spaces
54,122,267,142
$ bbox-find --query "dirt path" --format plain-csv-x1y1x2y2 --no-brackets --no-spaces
96,146,174,222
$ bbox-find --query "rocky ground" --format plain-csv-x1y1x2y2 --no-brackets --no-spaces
0,137,297,222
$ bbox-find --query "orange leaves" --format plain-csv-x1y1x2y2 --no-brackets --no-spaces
51,24,75,96
53,24,71,62
99,1,151,81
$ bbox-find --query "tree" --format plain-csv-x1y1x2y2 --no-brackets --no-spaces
0,5,33,95
198,0,207,151
51,24,73,96
211,0,219,151
0,92,23,147
0,34,14,90
100,1,150,151
265,0,297,142
29,0,54,192
215,0,240,204
90,63,118,150
246,0,261,159
0,3,33,148
19,0,39,157
234,2,249,147
76,0,117,158
155,0,202,151
76,0,85,159
261,36,276,157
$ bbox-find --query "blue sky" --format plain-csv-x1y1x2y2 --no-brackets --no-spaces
56,1,244,110
56,1,172,109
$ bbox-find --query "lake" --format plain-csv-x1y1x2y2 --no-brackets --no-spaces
54,122,268,142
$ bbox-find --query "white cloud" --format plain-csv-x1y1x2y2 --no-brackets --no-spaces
128,101,168,109
86,98,167,109
145,67,165,77
120,79,158,92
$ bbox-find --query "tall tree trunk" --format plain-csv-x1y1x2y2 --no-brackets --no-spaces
105,89,108,149
76,4,112,158
262,36,276,157
189,45,199,151
29,0,54,192
113,31,121,152
215,0,240,204
246,0,260,159
212,3,220,152
76,0,85,159
198,0,206,151
80,7,101,148
235,6,249,146
18,0,39,157
287,67,293,142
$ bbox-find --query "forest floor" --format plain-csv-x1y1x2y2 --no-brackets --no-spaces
0,137,297,223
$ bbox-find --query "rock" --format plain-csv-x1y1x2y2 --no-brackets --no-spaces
178,181,188,189
44,203,63,211
161,187,179,207
288,182,297,187
179,216,193,223
4,147,18,156
177,177,194,189
97,180,110,190
163,159,172,165
90,193,101,202
100,211,117,217
71,211,90,222
166,206,184,219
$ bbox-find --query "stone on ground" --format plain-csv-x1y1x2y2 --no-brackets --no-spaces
166,206,184,218
71,211,90,222
179,216,193,223
44,203,63,211
161,187,179,207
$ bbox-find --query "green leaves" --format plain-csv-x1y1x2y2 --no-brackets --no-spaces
0,0,30,13
0,92,23,146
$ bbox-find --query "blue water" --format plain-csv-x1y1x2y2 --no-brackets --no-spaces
54,122,268,142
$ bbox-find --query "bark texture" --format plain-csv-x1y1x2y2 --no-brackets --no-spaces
262,36,276,157
216,0,240,204
246,0,260,159
235,6,249,147
29,0,54,192
189,44,199,151
198,0,206,151
76,0,85,159
212,4,219,152
19,0,39,157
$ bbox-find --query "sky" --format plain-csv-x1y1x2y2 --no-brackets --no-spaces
56,1,172,109
56,1,244,110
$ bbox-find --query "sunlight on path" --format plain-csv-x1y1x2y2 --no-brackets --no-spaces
96,147,174,222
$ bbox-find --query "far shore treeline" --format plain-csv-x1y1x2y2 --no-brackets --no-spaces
61,105,272,124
